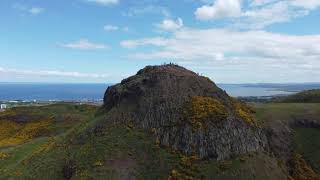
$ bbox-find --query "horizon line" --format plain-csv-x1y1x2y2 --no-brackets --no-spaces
1,82,320,85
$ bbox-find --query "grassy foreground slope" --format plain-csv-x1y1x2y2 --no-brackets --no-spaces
253,103,320,176
0,104,97,177
0,104,287,179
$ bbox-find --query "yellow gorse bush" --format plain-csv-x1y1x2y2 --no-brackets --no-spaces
290,153,320,180
231,99,256,125
0,152,9,159
0,119,52,147
183,96,228,129
0,120,22,139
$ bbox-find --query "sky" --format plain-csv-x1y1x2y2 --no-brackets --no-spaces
0,0,320,83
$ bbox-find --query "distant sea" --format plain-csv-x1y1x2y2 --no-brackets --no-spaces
0,83,320,101
0,83,109,101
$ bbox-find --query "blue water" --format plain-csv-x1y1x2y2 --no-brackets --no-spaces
218,83,320,97
0,83,109,101
0,83,319,101
217,84,293,97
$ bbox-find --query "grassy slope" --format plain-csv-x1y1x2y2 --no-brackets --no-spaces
253,103,320,174
0,137,49,175
294,127,320,173
276,89,320,103
0,103,97,178
1,119,182,179
0,104,287,179
199,153,286,180
0,104,182,179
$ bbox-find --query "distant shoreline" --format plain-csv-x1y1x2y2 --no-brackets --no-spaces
1,83,320,101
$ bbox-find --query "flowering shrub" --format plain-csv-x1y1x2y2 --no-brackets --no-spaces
231,98,256,125
0,119,52,147
183,96,228,129
0,152,9,159
290,153,320,180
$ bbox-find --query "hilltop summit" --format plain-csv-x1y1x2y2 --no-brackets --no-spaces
103,64,267,160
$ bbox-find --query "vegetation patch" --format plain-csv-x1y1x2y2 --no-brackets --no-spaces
289,153,320,180
0,119,52,147
183,96,228,129
231,98,256,125
198,153,287,180
0,103,98,179
0,152,9,160
293,127,320,174
278,89,320,103
253,103,320,178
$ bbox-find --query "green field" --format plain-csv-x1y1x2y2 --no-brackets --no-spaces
253,103,320,124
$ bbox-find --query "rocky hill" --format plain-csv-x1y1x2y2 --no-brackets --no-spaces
103,64,267,160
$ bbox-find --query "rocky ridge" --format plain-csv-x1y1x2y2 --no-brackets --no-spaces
103,64,268,160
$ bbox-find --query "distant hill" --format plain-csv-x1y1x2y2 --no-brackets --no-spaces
277,89,320,103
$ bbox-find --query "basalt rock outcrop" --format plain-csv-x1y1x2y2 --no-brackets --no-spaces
103,64,268,160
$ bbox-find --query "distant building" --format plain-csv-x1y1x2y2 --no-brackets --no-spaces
0,104,7,109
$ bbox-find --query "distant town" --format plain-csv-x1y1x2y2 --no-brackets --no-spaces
0,103,7,112
0,99,103,112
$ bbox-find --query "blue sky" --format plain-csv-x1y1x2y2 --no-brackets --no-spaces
0,0,320,83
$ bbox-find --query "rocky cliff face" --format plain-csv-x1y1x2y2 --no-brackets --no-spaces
103,64,267,160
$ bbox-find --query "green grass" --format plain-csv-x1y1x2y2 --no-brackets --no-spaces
0,104,182,179
293,127,320,174
198,153,286,180
68,125,181,179
252,102,320,175
0,137,49,174
253,103,320,125
1,122,182,179
0,103,99,179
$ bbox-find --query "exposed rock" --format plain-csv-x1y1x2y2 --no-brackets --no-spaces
264,120,293,161
294,118,320,128
264,114,320,163
103,64,268,160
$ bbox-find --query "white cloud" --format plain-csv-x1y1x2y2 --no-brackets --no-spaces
122,27,129,32
249,0,277,6
239,1,308,29
0,67,109,78
85,0,119,6
29,7,45,15
155,18,184,31
103,25,130,32
121,28,320,60
291,0,320,10
123,5,170,18
195,0,320,29
59,39,108,50
104,25,119,31
13,4,45,15
195,0,242,20
121,37,168,48
120,28,320,82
